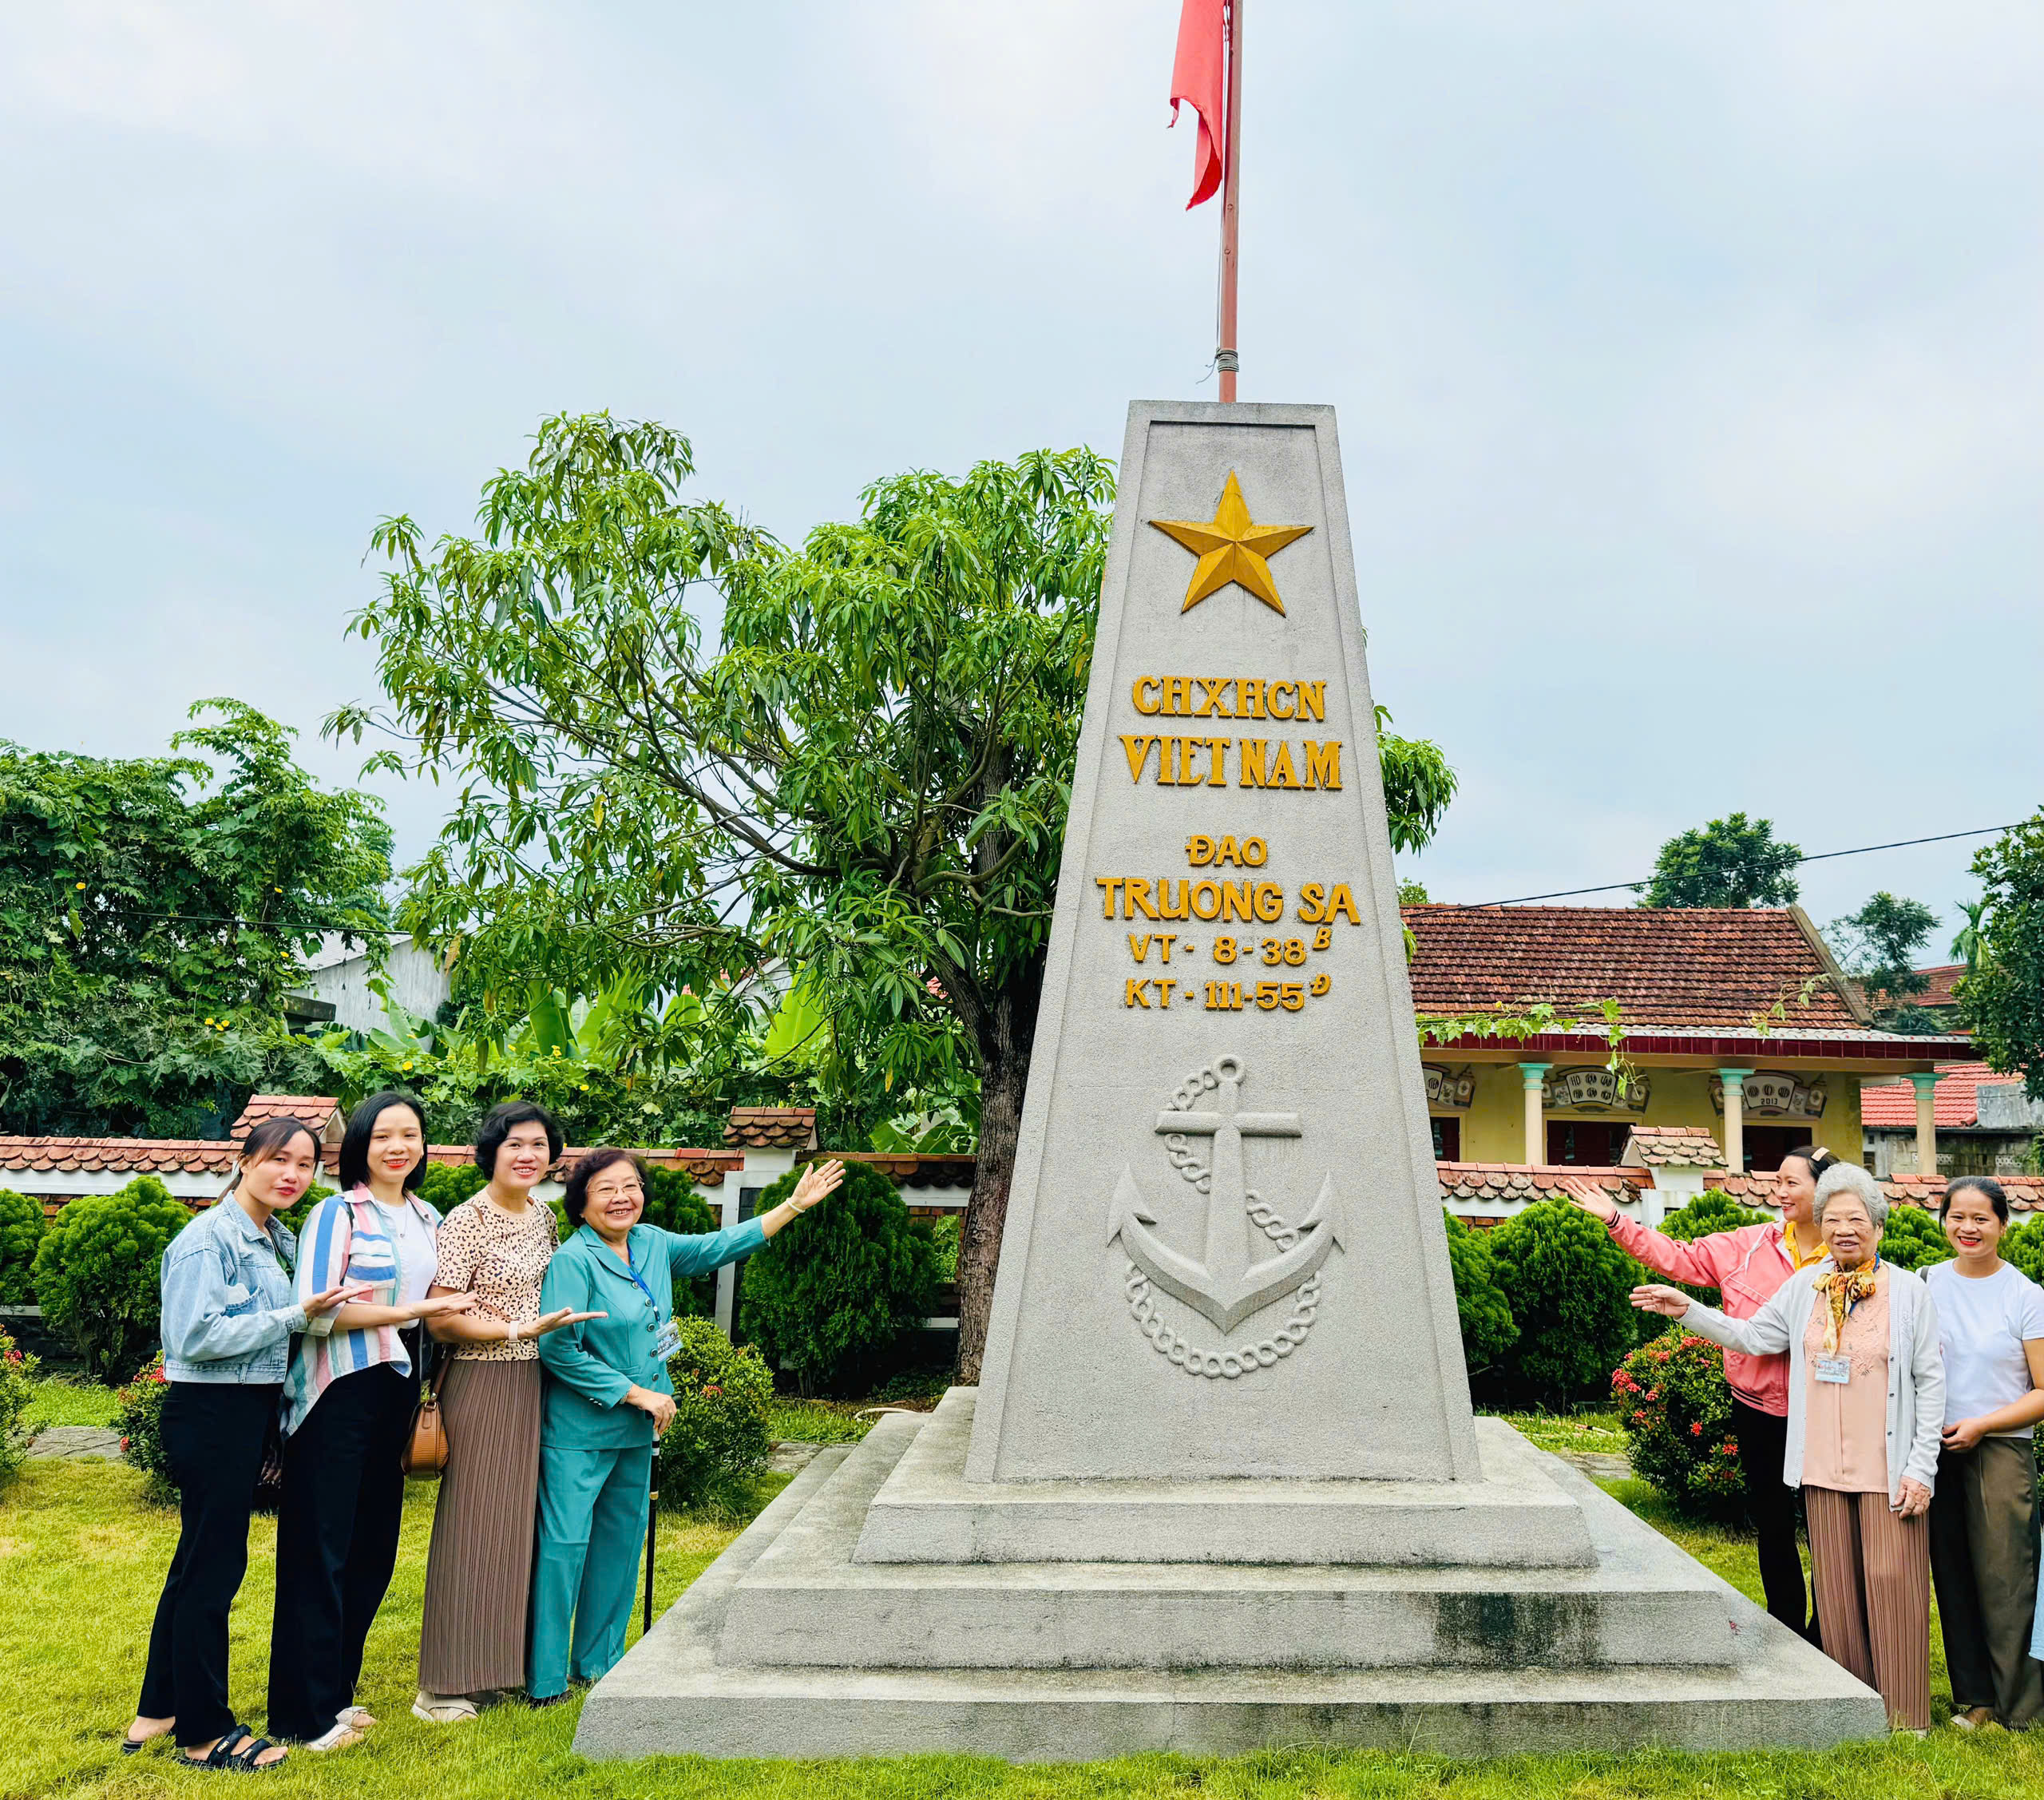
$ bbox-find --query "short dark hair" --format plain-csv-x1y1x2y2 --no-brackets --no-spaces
561,1148,646,1229
226,1116,322,1196
473,1100,562,1178
1943,1176,2009,1223
338,1091,430,1194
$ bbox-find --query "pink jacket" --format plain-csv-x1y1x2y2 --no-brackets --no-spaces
1606,1214,1797,1415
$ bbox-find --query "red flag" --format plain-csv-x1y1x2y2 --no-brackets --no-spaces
1170,0,1226,209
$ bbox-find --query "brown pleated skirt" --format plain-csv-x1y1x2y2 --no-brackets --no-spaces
417,1356,542,1695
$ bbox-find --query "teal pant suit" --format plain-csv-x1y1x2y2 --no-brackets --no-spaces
531,1215,766,1699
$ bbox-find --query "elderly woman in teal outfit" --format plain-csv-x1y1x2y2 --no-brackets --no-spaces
530,1148,844,1703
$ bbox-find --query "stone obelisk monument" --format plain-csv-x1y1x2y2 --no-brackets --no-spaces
575,403,1885,1761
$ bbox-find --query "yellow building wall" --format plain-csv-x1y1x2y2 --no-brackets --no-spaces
1440,1061,1864,1167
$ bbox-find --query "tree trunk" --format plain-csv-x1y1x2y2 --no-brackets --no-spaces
955,961,1042,1383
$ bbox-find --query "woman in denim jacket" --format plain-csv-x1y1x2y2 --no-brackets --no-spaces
123,1117,362,1772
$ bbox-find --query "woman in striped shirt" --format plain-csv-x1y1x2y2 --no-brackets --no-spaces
265,1092,474,1753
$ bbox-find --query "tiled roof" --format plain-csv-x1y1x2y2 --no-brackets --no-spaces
1883,1172,2044,1215
1404,904,1865,1033
1435,1162,1646,1208
583,1147,743,1187
0,1136,241,1176
229,1094,342,1138
1861,1065,2022,1131
724,1107,818,1150
826,1152,977,1190
1619,1126,1728,1170
1915,966,1966,1010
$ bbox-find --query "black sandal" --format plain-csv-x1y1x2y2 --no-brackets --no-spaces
176,1725,283,1772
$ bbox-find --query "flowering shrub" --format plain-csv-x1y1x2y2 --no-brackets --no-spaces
658,1318,774,1510
1611,1329,1745,1521
114,1353,176,1503
0,1328,40,1487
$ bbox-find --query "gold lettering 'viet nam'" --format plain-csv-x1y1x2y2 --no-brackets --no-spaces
1131,676,1326,721
1119,735,1342,791
1148,473,1313,616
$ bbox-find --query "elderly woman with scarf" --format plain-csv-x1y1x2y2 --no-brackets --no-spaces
1633,1161,1945,1733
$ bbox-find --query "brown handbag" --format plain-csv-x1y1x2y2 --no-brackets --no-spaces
400,1347,452,1479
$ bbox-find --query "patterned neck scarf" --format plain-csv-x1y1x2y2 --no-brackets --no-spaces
1811,1256,1880,1356
1781,1220,1827,1271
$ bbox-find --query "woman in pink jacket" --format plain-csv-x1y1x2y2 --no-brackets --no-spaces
1569,1145,1837,1635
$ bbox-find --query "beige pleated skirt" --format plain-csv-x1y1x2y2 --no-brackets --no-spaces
417,1356,542,1695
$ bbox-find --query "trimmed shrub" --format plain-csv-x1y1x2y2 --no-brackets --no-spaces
0,1188,46,1304
739,1160,940,1395
2003,1217,2044,1287
416,1161,489,1215
657,1318,774,1509
30,1177,190,1382
1613,1330,1745,1521
1484,1200,1641,1407
0,1327,39,1487
1443,1212,1517,1375
1877,1205,1954,1272
114,1352,175,1502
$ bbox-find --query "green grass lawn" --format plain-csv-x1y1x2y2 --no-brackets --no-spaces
766,1396,877,1442
22,1376,123,1433
7,1413,2044,1798
1486,1409,1630,1459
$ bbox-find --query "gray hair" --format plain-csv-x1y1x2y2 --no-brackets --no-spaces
1813,1161,1888,1231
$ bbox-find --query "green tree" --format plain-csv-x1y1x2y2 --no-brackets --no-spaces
0,1189,44,1305
1483,1200,1641,1406
332,415,1461,1378
1825,892,1942,1034
1639,814,1800,910
1961,813,2044,1100
30,1177,190,1381
0,702,390,1137
1951,897,1988,974
1441,1212,1516,1375
737,1160,938,1394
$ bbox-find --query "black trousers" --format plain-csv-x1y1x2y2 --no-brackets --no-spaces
267,1364,414,1741
136,1382,281,1748
1733,1398,1816,1639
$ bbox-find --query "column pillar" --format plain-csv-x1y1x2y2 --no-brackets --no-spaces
1717,1069,1753,1175
1910,1071,1941,1177
1518,1063,1551,1167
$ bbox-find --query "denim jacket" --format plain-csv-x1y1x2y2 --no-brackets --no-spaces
160,1199,307,1385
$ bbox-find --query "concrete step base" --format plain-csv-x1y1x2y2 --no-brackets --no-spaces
855,1391,1597,1568
726,1416,1749,1671
574,1433,1889,1762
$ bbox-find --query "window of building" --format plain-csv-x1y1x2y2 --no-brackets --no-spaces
1431,1116,1461,1160
1547,1120,1626,1167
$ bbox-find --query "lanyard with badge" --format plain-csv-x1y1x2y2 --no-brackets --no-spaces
624,1243,683,1362
1812,1257,1880,1387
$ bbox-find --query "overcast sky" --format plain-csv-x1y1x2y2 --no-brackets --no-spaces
2,2,2038,950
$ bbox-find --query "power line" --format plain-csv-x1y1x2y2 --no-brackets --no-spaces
1459,825,2022,910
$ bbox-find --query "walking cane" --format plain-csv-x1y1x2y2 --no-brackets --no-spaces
643,1446,658,1635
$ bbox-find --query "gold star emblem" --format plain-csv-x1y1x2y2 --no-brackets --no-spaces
1148,471,1313,615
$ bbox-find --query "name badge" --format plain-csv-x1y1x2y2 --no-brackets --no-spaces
1814,1355,1852,1385
651,1318,682,1362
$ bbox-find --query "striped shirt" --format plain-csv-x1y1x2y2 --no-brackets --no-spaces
281,1185,443,1436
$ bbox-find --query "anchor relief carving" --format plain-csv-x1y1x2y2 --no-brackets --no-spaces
1108,1054,1345,1374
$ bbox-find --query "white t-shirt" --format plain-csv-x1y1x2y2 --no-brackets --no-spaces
1926,1260,2044,1438
371,1199,440,1310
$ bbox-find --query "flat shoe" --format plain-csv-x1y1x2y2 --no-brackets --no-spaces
302,1723,366,1754
412,1694,479,1725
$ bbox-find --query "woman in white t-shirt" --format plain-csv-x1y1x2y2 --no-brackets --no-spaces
1926,1176,2044,1731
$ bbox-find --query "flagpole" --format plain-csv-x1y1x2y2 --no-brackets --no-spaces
1217,0,1244,402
